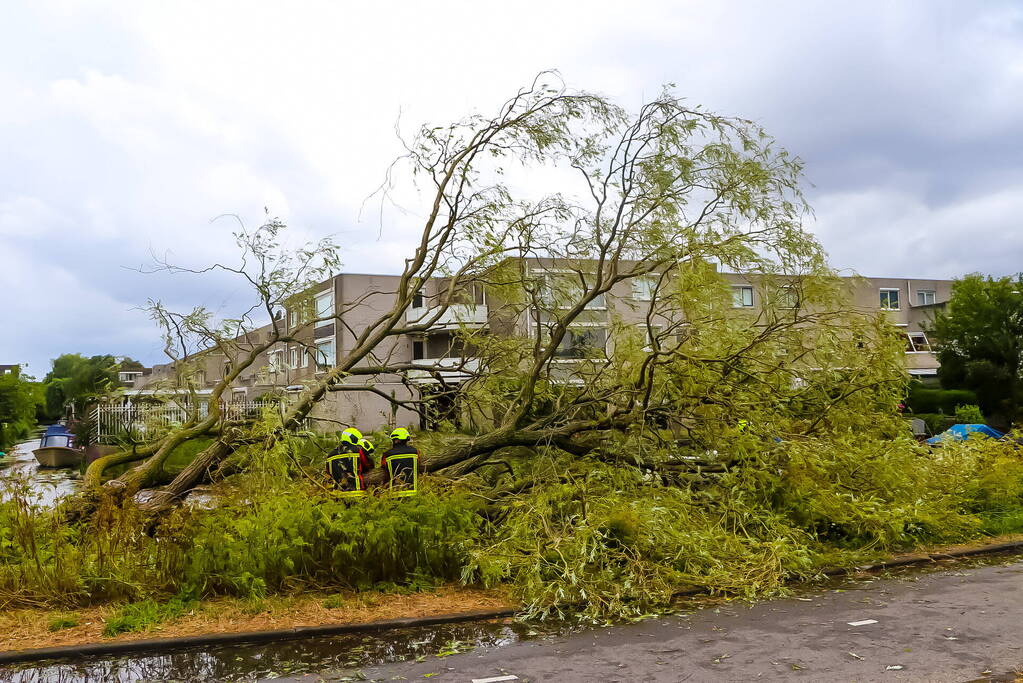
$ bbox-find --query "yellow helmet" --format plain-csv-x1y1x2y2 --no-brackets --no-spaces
340,427,363,445
389,427,410,441
358,438,375,453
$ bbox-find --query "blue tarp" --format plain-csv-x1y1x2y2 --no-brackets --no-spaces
925,423,1005,445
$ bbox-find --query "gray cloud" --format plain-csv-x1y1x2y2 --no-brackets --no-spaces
1,0,1021,374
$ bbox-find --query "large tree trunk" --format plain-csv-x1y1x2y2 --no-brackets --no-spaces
136,437,236,513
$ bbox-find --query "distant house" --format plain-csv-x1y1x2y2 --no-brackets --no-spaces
0,364,21,377
116,359,151,388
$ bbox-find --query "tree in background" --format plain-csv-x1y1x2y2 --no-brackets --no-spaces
42,354,124,420
930,274,1023,428
0,368,41,450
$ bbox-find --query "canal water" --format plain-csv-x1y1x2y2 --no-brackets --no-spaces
0,436,81,508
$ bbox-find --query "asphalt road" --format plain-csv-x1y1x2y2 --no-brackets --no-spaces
287,556,1023,682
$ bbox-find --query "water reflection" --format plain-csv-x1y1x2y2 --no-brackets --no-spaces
0,620,538,683
0,437,80,508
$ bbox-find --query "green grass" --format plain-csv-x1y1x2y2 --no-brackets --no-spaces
47,614,80,631
102,594,197,636
980,509,1023,536
321,594,346,609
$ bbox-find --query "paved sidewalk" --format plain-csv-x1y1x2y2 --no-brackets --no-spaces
294,557,1023,682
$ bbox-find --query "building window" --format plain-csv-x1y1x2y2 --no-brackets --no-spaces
638,324,664,351
314,290,334,319
779,286,799,310
552,327,608,359
268,350,283,373
906,331,932,352
540,273,606,310
315,340,335,371
732,285,754,308
300,347,309,368
412,292,425,309
879,288,900,310
412,340,425,360
917,290,936,306
472,283,486,306
289,347,300,370
632,276,656,301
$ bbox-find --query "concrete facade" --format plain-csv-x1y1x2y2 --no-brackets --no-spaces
135,263,952,431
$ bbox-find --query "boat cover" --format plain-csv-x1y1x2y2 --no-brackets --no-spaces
925,423,1005,444
43,424,73,436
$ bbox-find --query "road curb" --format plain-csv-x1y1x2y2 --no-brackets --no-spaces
0,607,518,665
4,539,1023,667
854,539,1023,574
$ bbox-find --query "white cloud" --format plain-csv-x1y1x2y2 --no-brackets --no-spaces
815,185,1023,279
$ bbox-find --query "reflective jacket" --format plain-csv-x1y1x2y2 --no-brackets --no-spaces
382,443,419,496
326,442,373,493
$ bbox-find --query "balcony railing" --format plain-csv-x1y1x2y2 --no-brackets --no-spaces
406,303,488,331
408,357,480,383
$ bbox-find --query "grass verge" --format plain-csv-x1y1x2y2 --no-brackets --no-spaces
0,585,513,653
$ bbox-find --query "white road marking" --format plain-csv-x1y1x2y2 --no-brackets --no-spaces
472,677,519,683
847,619,878,626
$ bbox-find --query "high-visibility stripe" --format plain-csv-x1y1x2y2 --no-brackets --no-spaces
386,454,418,496
327,453,365,492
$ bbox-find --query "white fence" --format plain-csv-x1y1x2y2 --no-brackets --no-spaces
92,400,277,443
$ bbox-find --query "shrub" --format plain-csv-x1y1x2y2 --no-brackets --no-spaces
954,404,985,424
168,482,482,597
913,413,958,436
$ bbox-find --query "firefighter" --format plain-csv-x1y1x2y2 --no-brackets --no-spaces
358,437,377,467
381,427,419,496
325,427,373,496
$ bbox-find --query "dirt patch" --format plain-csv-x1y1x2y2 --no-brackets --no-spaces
0,585,514,653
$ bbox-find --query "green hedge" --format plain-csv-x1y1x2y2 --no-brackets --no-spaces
907,385,978,415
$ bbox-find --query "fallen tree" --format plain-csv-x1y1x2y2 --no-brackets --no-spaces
76,73,905,517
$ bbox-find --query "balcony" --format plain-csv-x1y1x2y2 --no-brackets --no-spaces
406,303,488,332
408,357,480,383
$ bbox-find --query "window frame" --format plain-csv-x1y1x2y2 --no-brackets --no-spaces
905,331,932,353
779,286,800,310
631,276,656,302
916,289,936,306
268,349,284,374
731,285,754,308
637,323,664,351
314,289,334,320
549,325,609,360
315,339,335,372
879,288,901,311
537,270,607,311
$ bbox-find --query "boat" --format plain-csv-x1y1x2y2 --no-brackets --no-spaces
33,424,84,468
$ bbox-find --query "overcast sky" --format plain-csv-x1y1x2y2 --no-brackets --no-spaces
2,1,1022,376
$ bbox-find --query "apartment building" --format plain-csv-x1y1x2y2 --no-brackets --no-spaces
724,273,950,380
133,263,952,431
